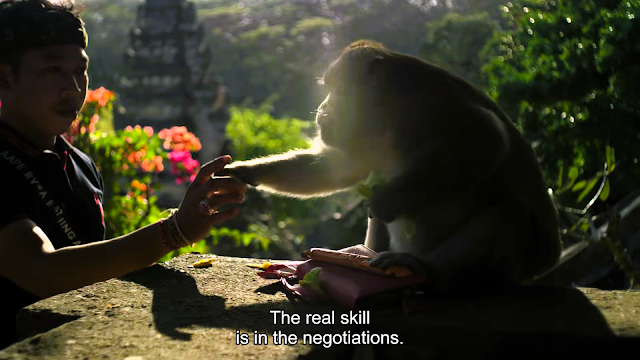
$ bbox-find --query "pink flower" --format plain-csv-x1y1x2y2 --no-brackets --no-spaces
167,150,200,185
182,156,200,173
168,150,191,164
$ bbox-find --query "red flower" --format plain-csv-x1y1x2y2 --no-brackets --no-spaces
85,87,115,107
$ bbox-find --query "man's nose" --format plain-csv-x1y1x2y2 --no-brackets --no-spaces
60,72,82,96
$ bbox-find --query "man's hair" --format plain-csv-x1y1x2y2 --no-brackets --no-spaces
0,0,87,74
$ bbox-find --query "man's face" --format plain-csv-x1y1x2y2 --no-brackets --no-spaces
0,44,88,136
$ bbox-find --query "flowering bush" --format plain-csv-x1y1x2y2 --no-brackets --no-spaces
160,126,202,184
64,87,205,244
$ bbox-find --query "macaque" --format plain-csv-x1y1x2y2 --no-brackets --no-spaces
218,40,562,293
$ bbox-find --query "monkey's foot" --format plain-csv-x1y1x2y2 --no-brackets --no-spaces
368,252,429,277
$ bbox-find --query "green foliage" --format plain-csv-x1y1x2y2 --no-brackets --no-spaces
223,102,354,257
226,104,314,161
551,145,640,288
556,145,616,204
90,128,166,238
81,0,482,121
290,17,334,37
67,88,219,261
198,4,245,18
420,11,499,86
239,25,287,42
81,0,137,92
483,0,640,196
331,0,359,5
483,1,639,286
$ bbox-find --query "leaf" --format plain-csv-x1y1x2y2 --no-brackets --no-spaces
599,179,610,201
577,176,601,203
559,166,580,193
259,236,269,251
568,166,579,184
606,146,616,172
557,163,564,188
242,233,255,246
572,180,587,192
580,220,590,233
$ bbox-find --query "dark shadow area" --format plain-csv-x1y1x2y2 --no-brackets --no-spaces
297,332,640,359
121,263,632,358
122,265,334,341
15,310,82,344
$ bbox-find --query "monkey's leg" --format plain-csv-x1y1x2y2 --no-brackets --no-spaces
422,206,523,292
371,204,524,293
363,216,390,252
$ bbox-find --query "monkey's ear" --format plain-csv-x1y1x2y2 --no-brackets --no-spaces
365,55,386,86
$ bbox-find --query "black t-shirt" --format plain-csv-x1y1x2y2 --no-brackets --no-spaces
0,122,106,348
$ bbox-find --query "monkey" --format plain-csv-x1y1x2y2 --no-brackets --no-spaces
217,39,562,293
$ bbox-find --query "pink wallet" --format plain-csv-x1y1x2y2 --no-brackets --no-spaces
268,245,429,310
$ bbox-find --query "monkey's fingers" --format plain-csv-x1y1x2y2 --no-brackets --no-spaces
194,156,232,186
214,168,233,177
367,251,398,269
217,167,259,187
203,177,246,197
369,252,428,276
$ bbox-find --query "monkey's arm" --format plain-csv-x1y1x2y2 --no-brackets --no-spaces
219,148,371,198
371,105,510,222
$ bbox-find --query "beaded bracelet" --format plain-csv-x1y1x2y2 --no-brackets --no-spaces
159,209,193,250
171,212,192,247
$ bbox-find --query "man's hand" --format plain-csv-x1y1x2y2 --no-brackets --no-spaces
176,155,247,243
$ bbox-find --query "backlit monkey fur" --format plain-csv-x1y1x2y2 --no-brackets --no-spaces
219,40,562,293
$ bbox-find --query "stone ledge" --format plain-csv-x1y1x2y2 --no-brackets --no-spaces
1,253,639,359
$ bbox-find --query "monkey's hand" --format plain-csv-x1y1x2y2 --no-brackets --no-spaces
368,252,430,277
215,163,259,187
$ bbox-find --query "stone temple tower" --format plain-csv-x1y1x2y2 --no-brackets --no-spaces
116,0,230,162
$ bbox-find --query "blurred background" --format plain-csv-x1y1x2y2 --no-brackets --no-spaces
70,0,639,290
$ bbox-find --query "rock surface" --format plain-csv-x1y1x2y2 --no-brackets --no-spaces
1,253,640,359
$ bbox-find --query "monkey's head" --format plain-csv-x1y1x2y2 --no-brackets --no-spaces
315,39,483,164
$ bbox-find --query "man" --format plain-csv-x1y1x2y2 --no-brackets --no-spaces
0,0,246,348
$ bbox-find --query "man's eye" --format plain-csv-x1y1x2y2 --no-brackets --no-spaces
46,66,61,73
